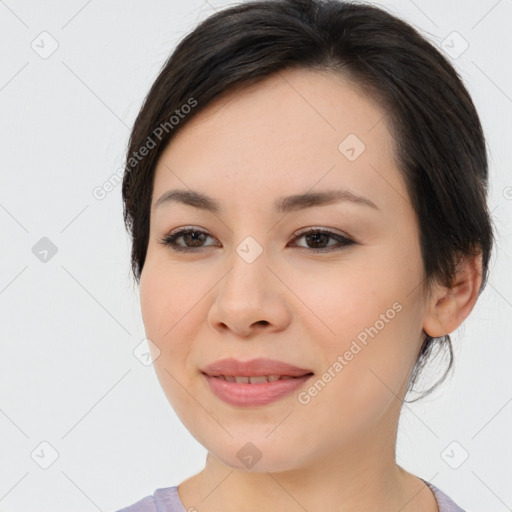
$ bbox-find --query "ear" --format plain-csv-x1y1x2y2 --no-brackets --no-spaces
423,251,483,337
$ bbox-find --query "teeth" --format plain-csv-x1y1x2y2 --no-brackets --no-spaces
216,375,296,383
249,376,268,384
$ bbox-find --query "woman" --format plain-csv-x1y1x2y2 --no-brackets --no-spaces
116,0,494,510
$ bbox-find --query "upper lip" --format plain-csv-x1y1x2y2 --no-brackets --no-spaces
201,357,314,377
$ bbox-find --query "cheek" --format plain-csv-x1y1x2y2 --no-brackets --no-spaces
298,246,424,422
139,262,202,421
140,255,199,337
289,258,407,355
139,260,193,369
297,308,420,450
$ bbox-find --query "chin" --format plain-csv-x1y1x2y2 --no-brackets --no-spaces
205,434,309,474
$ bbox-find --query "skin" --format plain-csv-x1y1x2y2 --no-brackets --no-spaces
139,67,482,512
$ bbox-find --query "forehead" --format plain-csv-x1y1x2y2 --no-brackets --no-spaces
152,67,406,213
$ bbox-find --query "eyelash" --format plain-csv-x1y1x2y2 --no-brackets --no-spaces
157,227,356,253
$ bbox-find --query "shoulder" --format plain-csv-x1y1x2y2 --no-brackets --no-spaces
422,479,466,512
114,494,156,512
114,486,186,512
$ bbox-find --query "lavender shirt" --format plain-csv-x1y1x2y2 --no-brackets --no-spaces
114,478,465,511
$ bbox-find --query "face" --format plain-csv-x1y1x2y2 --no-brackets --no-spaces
139,68,430,473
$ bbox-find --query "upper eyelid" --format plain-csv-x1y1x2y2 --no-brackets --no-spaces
166,225,351,238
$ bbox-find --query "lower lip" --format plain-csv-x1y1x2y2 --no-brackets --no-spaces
203,373,314,407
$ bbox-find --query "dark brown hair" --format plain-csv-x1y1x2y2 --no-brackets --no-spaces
122,0,494,401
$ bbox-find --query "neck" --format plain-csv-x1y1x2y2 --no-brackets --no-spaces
177,417,437,512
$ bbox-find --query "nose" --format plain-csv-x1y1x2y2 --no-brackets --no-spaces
206,245,290,337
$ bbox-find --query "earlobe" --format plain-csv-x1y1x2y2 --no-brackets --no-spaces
422,252,483,338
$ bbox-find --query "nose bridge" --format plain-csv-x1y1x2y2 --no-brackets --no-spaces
214,231,282,315
225,234,269,296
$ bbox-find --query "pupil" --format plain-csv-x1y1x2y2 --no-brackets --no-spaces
186,232,205,247
308,233,327,248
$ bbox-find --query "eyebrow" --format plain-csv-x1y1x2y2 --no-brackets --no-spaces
154,188,379,213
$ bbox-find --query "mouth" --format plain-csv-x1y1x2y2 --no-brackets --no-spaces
200,358,314,407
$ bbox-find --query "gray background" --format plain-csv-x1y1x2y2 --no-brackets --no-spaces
1,1,511,511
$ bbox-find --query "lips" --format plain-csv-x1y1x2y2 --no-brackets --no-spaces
201,358,314,406
201,357,314,378
205,373,313,405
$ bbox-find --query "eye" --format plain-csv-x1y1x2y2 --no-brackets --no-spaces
157,227,217,252
157,227,356,253
290,227,356,252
